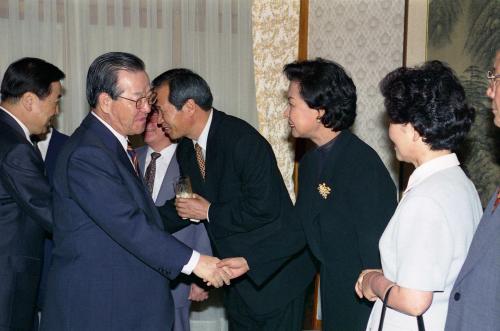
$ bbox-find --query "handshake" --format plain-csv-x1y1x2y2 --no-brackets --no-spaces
193,256,249,288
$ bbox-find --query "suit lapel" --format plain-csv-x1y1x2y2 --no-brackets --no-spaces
136,145,148,175
156,153,179,205
82,114,141,182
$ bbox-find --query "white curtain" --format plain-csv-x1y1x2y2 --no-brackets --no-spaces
0,0,256,136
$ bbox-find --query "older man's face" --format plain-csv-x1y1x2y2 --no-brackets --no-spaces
487,51,500,128
107,70,152,136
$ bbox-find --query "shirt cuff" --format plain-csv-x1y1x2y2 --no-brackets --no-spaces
206,203,211,222
181,250,200,275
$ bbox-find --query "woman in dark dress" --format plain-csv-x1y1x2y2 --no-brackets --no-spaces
283,58,397,331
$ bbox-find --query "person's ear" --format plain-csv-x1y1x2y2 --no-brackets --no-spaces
182,99,196,116
98,93,112,114
20,92,36,112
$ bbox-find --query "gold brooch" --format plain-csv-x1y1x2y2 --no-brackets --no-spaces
317,183,331,199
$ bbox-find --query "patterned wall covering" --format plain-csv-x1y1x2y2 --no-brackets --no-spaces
252,0,301,199
427,0,500,207
308,0,406,182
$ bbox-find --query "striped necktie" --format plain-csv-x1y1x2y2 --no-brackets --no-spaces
127,141,139,175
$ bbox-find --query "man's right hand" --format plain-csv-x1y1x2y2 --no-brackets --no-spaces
217,257,249,280
193,254,232,288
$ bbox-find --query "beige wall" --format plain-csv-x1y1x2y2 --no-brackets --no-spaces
308,0,406,181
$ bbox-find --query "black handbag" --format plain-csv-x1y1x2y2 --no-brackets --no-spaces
377,286,425,331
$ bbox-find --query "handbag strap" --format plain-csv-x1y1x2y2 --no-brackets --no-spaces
377,286,426,331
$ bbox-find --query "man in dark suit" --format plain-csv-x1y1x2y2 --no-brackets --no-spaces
444,50,500,330
0,58,64,331
154,69,316,331
32,126,68,329
137,110,212,331
40,52,230,331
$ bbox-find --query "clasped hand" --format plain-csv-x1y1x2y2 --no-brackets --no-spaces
193,256,250,288
355,268,383,301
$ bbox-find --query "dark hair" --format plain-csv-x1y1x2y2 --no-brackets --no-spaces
283,58,357,131
86,52,145,108
1,57,65,102
152,68,213,111
380,60,475,151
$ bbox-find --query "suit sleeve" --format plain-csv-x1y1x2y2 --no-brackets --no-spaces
67,146,193,280
157,200,193,234
208,134,285,233
0,143,52,232
350,154,397,268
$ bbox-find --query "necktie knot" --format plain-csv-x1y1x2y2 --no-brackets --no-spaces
150,152,161,161
194,143,205,180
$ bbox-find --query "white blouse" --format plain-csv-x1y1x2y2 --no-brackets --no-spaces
366,154,482,331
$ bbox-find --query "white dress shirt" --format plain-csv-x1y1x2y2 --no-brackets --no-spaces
36,127,52,161
142,143,177,203
91,112,200,275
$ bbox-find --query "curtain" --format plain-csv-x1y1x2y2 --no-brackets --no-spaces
0,0,256,135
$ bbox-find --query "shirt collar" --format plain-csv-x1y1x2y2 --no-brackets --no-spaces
91,111,128,152
0,106,31,142
147,143,177,158
193,109,213,151
404,153,460,194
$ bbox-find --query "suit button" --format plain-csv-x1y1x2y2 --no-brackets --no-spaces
454,292,461,301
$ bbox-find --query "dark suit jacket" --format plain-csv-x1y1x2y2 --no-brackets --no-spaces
445,188,500,331
44,129,68,184
36,128,69,314
160,109,316,315
296,130,396,331
40,114,193,331
0,110,53,330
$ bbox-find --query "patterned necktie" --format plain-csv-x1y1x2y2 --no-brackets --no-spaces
194,143,205,179
144,152,161,194
127,141,139,176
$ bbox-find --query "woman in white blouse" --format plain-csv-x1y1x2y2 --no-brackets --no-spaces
355,61,483,331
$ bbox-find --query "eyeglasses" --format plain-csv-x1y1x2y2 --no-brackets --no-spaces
487,70,500,87
117,91,157,109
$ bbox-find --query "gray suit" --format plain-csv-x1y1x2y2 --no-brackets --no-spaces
137,145,212,331
445,187,500,331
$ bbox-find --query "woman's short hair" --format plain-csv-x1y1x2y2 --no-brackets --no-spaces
380,60,474,151
283,58,356,131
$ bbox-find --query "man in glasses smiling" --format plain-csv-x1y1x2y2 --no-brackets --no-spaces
41,52,231,331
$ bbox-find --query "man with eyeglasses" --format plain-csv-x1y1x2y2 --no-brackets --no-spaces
41,52,232,331
445,49,500,330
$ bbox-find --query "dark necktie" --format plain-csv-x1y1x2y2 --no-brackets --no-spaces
30,135,43,160
127,141,139,176
144,152,161,194
194,143,205,180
